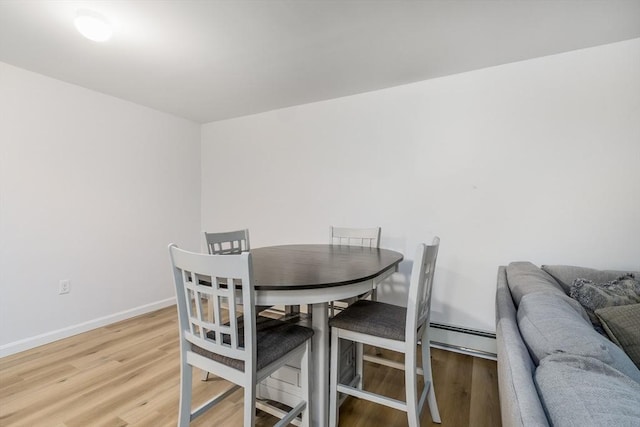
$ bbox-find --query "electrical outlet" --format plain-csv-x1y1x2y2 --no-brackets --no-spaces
59,279,71,295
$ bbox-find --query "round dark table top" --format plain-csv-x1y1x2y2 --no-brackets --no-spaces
251,244,404,290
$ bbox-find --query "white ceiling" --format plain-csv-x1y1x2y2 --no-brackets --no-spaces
1,1,639,124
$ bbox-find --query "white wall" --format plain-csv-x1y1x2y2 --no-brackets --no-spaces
201,39,640,333
0,63,201,355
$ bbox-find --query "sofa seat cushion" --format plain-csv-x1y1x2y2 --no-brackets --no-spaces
535,354,640,427
541,264,640,294
597,303,640,369
517,292,640,382
506,262,566,306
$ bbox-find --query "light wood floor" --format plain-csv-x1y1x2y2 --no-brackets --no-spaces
0,306,501,427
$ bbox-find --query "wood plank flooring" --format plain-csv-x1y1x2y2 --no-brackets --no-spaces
0,306,501,427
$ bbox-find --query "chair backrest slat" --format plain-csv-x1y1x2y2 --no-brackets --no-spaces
330,226,381,248
406,237,440,339
169,244,255,368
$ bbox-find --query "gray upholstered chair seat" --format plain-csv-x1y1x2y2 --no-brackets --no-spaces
329,299,406,341
193,315,314,371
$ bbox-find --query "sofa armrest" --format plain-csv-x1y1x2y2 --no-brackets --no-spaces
496,266,549,427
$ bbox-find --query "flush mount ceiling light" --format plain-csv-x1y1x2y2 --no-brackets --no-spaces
74,10,113,42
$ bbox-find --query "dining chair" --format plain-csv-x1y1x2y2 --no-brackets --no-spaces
330,226,381,248
204,228,250,255
203,229,265,380
287,226,383,318
206,229,296,320
328,238,442,427
169,244,314,427
329,226,382,316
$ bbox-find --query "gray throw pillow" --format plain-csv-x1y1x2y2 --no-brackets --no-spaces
596,303,640,369
542,264,639,294
517,292,640,382
535,354,640,426
570,274,640,332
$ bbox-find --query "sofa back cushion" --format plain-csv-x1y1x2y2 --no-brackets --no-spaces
541,264,639,294
517,292,640,383
506,262,565,306
535,354,640,426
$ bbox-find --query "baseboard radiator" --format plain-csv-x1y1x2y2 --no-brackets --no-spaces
429,323,497,360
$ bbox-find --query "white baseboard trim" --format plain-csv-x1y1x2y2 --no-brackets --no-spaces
429,323,497,361
0,297,176,358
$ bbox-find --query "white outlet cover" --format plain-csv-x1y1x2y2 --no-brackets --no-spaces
59,280,71,294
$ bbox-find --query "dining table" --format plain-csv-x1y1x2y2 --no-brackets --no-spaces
249,244,404,427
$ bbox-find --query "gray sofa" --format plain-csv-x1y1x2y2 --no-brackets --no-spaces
496,262,640,427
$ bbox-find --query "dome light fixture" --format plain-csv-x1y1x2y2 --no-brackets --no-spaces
74,10,113,42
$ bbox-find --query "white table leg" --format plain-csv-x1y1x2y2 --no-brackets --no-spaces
311,302,329,427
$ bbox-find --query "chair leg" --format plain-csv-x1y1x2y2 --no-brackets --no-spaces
421,340,441,423
244,383,256,427
300,341,312,427
285,305,301,316
370,289,382,356
355,342,364,390
329,328,340,427
178,359,193,427
405,348,420,427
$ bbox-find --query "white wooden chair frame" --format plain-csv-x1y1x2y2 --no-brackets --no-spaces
201,229,252,380
204,229,250,255
287,227,382,318
169,244,311,427
330,226,381,248
329,226,382,316
329,238,442,427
